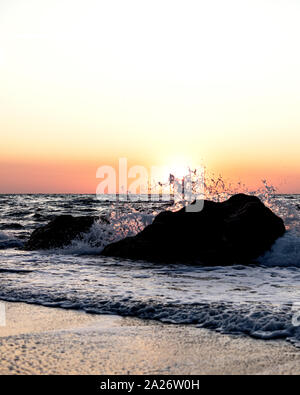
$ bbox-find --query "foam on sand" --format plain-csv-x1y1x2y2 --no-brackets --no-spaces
0,301,299,375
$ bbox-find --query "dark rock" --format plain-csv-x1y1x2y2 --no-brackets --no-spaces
102,194,286,265
24,215,95,250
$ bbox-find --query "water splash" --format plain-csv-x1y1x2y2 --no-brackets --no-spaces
155,168,278,206
63,170,299,255
62,205,157,254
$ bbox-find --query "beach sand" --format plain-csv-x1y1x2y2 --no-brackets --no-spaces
0,301,299,375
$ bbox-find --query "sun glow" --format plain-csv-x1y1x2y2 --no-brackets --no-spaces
0,0,300,193
166,157,194,180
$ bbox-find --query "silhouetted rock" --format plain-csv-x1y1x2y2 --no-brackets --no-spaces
102,194,286,265
24,215,95,250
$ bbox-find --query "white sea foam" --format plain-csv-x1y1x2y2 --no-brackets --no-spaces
59,210,156,255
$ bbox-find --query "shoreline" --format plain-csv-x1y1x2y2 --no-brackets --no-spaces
0,301,299,375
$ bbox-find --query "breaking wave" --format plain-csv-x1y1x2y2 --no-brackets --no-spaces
259,231,300,267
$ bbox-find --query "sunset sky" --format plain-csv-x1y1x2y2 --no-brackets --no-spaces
0,0,299,193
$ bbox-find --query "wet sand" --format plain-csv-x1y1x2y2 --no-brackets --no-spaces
0,301,299,375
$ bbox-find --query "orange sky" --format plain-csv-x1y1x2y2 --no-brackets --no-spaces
0,0,299,194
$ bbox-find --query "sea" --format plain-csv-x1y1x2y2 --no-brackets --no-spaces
0,192,299,346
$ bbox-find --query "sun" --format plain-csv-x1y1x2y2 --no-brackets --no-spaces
166,157,192,179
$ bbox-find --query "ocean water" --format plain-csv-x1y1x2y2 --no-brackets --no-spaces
0,193,300,346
